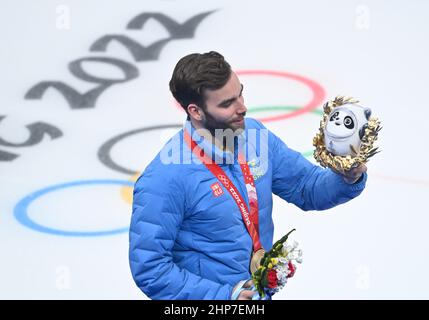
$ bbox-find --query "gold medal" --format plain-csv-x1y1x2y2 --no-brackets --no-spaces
250,248,266,274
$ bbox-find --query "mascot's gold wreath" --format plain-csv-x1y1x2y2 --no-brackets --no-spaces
313,95,382,173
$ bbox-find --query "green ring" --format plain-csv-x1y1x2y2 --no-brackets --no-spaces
247,105,323,158
247,105,323,116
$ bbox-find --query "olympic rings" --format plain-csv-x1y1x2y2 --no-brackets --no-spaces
14,179,134,237
15,73,326,237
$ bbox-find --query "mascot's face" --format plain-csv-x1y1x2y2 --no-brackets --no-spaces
324,103,371,156
325,108,357,138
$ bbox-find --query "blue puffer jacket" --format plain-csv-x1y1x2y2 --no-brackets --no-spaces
129,118,367,300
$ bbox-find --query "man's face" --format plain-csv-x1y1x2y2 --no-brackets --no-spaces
200,72,247,134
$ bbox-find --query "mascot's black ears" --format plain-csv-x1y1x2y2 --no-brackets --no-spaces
364,108,372,120
359,123,368,140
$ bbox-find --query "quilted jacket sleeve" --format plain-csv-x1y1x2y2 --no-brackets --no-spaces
243,117,367,211
269,128,367,211
129,163,233,300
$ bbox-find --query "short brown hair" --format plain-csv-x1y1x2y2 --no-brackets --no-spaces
169,51,232,113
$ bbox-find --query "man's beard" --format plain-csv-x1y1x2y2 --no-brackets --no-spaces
200,109,246,152
201,109,246,136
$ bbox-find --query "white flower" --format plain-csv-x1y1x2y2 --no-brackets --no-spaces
285,245,293,253
273,260,291,287
287,252,298,260
276,269,289,287
293,249,303,263
292,240,299,249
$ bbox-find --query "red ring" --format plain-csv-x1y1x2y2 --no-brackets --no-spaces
173,69,325,123
236,70,325,122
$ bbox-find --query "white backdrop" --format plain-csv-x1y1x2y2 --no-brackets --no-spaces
1,0,428,299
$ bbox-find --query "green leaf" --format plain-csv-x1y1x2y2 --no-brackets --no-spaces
260,269,268,288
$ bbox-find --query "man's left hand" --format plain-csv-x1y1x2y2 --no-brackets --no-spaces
341,164,367,184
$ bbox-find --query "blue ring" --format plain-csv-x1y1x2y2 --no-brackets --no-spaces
14,179,134,237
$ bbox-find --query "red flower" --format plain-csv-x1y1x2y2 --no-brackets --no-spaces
287,261,296,278
267,269,278,288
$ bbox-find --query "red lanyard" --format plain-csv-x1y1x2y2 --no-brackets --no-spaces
184,129,262,252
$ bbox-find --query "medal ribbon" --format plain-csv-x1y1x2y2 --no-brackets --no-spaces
184,129,262,252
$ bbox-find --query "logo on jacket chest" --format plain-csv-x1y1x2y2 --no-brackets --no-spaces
248,159,266,181
210,182,224,197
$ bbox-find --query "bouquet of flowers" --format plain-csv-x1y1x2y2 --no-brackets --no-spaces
251,229,302,299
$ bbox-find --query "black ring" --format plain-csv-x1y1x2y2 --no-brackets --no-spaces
97,123,183,175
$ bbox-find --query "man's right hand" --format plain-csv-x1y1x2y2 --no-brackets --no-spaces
233,279,256,300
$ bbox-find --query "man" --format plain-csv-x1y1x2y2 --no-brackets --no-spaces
129,51,367,300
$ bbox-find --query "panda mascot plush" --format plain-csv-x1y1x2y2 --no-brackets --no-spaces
324,103,372,156
313,96,381,172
